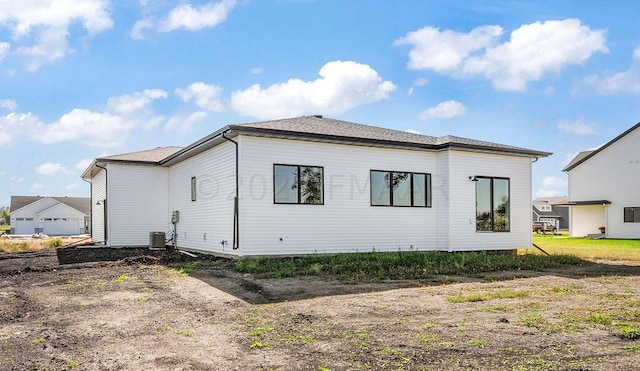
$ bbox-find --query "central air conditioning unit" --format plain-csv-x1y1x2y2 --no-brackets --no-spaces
149,231,166,249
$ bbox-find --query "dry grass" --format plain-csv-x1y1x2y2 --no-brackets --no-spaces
0,237,86,253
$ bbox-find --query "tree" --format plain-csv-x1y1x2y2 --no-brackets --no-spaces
0,206,9,225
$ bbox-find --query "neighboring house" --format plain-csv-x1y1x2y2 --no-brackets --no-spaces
81,116,550,257
532,197,569,230
563,122,640,238
9,196,91,235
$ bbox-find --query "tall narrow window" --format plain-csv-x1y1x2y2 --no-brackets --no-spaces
476,177,510,232
624,207,640,222
370,170,432,207
274,164,323,204
191,176,197,202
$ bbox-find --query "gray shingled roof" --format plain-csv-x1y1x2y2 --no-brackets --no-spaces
98,146,183,163
563,122,640,172
86,116,551,173
10,196,90,215
231,116,551,156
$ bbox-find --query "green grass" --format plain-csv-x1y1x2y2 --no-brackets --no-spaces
533,234,640,261
234,251,585,281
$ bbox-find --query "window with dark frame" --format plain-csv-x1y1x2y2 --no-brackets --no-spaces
476,176,510,232
191,176,196,202
370,170,432,207
273,164,324,204
624,207,640,223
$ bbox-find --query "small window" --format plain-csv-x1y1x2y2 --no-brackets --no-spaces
274,164,324,204
26,218,34,221
191,176,197,202
476,176,510,232
370,170,432,207
624,207,640,223
16,218,24,221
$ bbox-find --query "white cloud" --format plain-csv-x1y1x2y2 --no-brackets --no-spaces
231,60,396,119
0,99,17,111
10,176,24,182
132,0,237,39
396,19,607,91
0,0,113,69
418,100,467,121
75,158,94,170
0,112,40,146
164,111,209,132
535,176,568,198
107,89,168,114
0,42,9,60
395,25,503,73
557,117,596,135
175,82,224,112
30,109,135,147
583,46,640,94
251,67,263,75
35,162,69,176
29,182,44,193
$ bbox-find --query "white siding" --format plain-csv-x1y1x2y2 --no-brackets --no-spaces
108,165,169,246
435,151,451,250
568,127,640,238
238,136,438,256
92,169,106,242
11,198,59,235
569,205,605,237
447,151,532,251
168,141,236,254
37,203,86,235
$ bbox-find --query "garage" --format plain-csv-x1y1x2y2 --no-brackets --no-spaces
14,218,36,235
43,218,81,236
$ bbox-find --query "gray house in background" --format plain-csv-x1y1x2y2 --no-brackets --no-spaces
532,197,569,230
9,196,91,235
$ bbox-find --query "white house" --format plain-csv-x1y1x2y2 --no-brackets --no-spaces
81,116,550,257
10,196,90,236
563,122,640,238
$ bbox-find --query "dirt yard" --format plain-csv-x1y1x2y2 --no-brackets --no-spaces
1,247,639,370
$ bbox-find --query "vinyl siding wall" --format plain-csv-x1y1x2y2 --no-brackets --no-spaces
447,151,532,251
91,169,106,243
168,141,236,254
435,151,451,250
11,198,59,235
238,136,439,256
568,128,640,238
107,165,169,246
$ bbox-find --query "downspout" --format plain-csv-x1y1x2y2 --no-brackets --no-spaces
222,130,240,250
81,177,92,235
95,163,108,246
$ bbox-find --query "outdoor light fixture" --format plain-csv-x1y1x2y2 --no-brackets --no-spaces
96,200,102,205
469,176,479,182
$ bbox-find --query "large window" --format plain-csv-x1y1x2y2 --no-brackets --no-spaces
624,207,640,223
370,170,432,207
274,164,324,204
476,177,510,232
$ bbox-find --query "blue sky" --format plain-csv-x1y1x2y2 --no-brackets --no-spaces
1,0,639,207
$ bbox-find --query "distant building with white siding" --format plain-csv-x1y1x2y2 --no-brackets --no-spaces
9,196,90,236
81,116,550,257
563,122,640,238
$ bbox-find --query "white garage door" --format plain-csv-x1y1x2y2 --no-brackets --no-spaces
43,218,80,235
15,218,36,235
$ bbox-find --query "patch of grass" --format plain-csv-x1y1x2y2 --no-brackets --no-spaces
533,235,640,262
519,310,546,328
32,337,44,345
234,251,585,281
248,326,274,337
278,335,316,344
44,238,63,248
249,340,272,349
113,274,136,284
623,345,640,352
618,325,640,340
469,338,487,347
169,259,226,275
448,288,531,303
137,296,148,304
66,359,79,370
174,329,194,337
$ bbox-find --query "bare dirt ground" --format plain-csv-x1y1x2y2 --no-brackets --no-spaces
1,247,639,370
